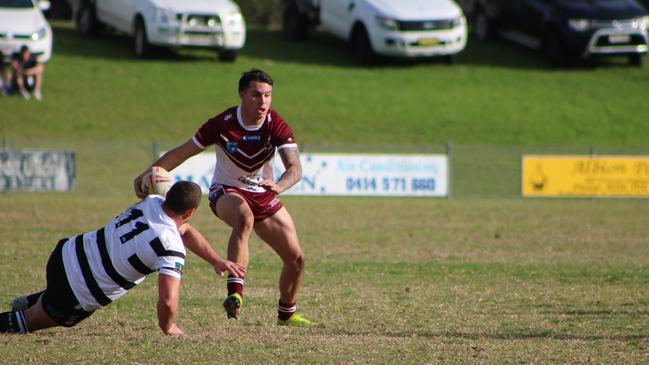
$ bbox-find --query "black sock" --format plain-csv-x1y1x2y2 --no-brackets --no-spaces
0,311,28,333
25,291,44,308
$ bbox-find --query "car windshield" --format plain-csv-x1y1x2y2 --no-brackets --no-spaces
0,0,34,8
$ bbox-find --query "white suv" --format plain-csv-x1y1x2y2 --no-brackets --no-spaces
0,0,53,63
283,0,468,64
69,0,246,61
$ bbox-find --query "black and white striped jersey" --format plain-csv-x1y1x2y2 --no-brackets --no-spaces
61,195,186,311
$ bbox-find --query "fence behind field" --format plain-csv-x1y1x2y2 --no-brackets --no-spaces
2,138,648,198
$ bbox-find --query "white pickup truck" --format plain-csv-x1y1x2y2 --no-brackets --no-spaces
67,0,246,61
282,0,468,64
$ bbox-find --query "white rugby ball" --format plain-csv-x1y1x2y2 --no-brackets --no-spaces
140,166,173,197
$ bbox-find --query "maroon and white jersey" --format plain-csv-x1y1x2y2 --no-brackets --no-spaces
192,105,298,193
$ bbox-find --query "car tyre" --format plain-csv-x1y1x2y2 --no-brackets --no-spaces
473,8,495,41
218,50,237,62
628,54,644,67
283,3,309,41
442,54,456,65
544,29,565,67
134,19,152,58
352,26,375,66
77,1,100,36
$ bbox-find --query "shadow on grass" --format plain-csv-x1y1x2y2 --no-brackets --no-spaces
329,328,649,342
51,22,639,70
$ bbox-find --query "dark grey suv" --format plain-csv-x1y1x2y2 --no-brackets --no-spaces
460,0,649,66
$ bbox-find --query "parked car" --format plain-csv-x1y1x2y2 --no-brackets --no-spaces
459,0,649,66
282,0,468,65
0,0,53,63
66,0,246,61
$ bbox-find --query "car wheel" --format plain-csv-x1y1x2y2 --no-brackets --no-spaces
218,50,237,62
353,26,375,66
544,30,565,67
134,19,151,58
282,3,309,41
77,2,99,36
442,54,456,65
628,54,644,67
473,8,494,41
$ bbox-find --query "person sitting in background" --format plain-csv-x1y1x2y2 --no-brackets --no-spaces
0,56,8,96
6,46,45,100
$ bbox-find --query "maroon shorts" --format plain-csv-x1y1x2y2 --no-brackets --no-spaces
209,185,283,222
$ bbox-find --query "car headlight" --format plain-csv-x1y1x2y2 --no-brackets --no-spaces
639,16,649,30
376,16,399,31
156,8,178,25
31,27,47,41
568,19,591,31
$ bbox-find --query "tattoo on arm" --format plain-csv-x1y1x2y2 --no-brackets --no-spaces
277,148,302,192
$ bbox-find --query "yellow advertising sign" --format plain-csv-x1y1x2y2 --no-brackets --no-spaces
522,155,649,197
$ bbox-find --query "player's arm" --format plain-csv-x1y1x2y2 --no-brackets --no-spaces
178,223,246,278
157,273,183,337
260,147,302,195
134,138,203,198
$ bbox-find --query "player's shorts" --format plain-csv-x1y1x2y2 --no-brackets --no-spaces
209,184,283,223
42,239,94,327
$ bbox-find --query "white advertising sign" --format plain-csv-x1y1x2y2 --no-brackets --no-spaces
0,151,76,192
168,152,448,197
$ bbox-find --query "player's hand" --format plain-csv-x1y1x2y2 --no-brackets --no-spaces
133,170,148,199
214,259,246,278
259,179,281,195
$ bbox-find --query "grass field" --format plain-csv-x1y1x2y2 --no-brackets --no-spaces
1,21,649,363
1,195,648,363
1,22,649,147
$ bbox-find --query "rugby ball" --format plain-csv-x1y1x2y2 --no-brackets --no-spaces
140,166,173,197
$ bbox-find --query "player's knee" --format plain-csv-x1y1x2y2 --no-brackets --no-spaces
233,212,254,234
286,251,305,272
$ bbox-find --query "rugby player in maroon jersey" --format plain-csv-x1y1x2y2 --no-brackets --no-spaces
134,69,314,326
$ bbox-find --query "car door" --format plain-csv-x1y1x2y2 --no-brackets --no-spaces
514,0,548,40
95,0,135,33
496,0,520,31
113,0,137,33
320,0,356,40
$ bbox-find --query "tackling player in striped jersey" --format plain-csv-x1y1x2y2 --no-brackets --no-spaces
133,69,314,326
0,181,245,336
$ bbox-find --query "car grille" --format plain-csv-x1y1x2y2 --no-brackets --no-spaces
0,33,32,40
397,19,456,31
595,34,647,47
180,14,221,32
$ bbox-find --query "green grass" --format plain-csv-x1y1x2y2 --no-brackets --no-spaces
1,21,649,363
1,22,648,147
0,195,648,363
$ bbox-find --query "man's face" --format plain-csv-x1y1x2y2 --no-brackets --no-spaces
239,81,272,121
21,50,30,61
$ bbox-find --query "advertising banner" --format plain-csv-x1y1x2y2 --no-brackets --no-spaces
522,155,649,197
0,151,76,192
169,152,448,197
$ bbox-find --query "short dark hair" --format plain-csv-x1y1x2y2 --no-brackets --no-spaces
163,181,202,215
238,69,273,92
20,45,29,54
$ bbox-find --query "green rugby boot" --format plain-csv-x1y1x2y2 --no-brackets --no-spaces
223,293,242,319
277,313,316,327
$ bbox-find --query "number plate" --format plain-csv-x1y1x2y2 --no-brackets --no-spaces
418,38,439,46
609,35,630,44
